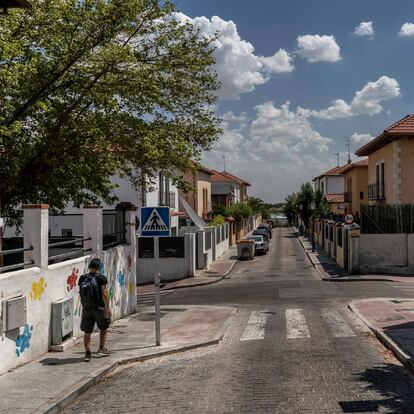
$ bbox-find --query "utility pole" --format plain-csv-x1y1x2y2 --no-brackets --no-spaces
345,136,351,164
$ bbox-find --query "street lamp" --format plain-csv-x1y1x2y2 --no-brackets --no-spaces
0,0,32,15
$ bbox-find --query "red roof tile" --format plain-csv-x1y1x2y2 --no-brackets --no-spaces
210,170,251,186
220,171,251,186
313,165,345,181
337,159,368,174
356,114,414,156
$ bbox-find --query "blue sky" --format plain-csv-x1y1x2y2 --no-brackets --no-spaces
175,0,414,202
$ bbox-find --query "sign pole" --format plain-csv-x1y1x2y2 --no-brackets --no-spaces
154,236,161,346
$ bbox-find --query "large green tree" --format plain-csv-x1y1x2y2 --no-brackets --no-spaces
0,0,221,222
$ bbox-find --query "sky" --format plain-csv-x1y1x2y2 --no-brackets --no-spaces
175,0,414,202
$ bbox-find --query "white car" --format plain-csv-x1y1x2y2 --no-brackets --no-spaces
245,235,269,255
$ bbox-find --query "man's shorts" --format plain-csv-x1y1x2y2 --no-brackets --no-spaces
81,308,111,333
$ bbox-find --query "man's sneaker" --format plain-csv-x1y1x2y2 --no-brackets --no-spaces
97,346,111,356
84,351,92,362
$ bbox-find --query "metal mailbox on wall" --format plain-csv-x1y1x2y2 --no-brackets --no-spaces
51,297,74,345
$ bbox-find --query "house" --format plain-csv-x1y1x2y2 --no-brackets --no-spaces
355,114,414,205
178,164,214,221
210,170,251,207
340,159,369,219
313,165,346,215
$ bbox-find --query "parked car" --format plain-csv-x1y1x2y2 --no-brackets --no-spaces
245,235,269,255
257,224,272,238
252,228,270,241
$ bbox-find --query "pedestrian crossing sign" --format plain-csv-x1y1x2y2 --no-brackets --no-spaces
140,207,171,236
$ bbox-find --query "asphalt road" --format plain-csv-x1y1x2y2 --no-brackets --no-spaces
64,228,414,413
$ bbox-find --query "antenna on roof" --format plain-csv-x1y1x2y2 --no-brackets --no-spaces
223,154,226,172
345,136,351,164
333,152,340,167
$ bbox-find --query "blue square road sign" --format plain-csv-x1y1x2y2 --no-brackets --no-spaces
140,207,171,236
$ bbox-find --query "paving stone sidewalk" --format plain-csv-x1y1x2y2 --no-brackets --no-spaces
350,298,414,372
296,232,414,283
0,305,236,414
138,246,237,295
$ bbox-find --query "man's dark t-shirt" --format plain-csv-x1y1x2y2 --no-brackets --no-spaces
78,272,108,309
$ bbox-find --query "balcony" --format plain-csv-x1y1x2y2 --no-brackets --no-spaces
343,191,352,203
368,183,386,201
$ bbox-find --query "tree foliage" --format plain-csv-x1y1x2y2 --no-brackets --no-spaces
226,202,253,222
248,196,270,220
0,0,221,220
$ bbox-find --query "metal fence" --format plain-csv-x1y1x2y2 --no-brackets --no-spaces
361,204,414,234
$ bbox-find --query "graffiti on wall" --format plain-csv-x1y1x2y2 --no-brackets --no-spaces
29,277,47,301
66,268,79,292
15,325,33,357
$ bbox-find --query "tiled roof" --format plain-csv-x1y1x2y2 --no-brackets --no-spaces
220,171,251,186
210,170,251,186
338,159,368,174
325,193,344,203
313,165,345,181
384,114,414,134
356,114,414,156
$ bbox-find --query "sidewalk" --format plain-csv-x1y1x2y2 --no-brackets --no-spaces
137,245,237,295
296,232,414,283
0,304,236,414
350,298,414,372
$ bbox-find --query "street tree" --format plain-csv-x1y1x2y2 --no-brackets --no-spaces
0,0,221,224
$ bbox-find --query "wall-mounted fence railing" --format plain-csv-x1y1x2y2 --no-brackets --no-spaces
0,246,34,273
103,209,126,250
48,236,92,264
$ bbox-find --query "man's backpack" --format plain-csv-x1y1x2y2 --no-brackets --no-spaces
79,273,101,308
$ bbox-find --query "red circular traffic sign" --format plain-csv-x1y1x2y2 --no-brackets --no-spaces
344,213,354,225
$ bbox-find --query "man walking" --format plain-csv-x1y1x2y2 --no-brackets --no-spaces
78,258,112,362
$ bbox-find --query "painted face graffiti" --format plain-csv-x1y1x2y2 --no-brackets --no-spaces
128,282,134,294
127,255,132,272
15,325,33,357
66,268,79,292
29,277,47,301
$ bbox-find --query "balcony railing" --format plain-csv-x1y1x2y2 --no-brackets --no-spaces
344,191,352,203
368,183,386,201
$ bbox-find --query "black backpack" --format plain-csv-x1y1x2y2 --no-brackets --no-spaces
79,273,101,308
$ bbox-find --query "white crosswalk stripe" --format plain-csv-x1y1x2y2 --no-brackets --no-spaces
321,308,355,337
240,311,270,341
137,291,170,305
393,285,414,292
286,308,310,339
239,308,356,341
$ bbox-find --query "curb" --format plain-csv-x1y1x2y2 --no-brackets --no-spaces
348,299,414,374
35,339,222,414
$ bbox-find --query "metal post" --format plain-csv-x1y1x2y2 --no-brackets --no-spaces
154,237,161,346
312,220,315,252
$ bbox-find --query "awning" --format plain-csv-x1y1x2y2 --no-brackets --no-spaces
179,196,208,230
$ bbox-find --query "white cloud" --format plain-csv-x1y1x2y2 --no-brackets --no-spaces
297,34,341,63
399,22,414,37
202,103,333,201
304,76,400,119
175,13,294,100
353,21,374,38
351,133,374,146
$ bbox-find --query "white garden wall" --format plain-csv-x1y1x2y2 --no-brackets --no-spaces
0,245,136,376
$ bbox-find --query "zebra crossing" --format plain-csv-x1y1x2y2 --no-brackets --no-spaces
137,291,171,306
393,284,414,296
239,308,356,341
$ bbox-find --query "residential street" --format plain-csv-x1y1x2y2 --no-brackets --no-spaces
65,228,414,414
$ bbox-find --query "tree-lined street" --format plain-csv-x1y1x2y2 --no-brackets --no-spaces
65,228,414,413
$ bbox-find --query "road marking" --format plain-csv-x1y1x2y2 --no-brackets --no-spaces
240,311,270,341
393,285,414,289
321,308,356,337
286,309,310,339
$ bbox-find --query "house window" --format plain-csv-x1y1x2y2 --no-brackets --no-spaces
202,188,208,212
321,181,324,194
376,162,385,199
360,191,364,200
62,229,72,238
